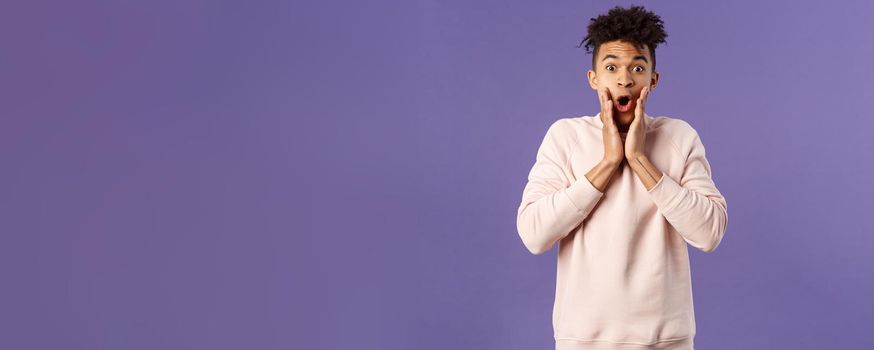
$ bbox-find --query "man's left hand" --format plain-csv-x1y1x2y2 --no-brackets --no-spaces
624,85,651,160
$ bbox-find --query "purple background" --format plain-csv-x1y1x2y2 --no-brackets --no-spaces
3,0,873,349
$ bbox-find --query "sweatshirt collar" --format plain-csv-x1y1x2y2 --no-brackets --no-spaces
593,112,655,132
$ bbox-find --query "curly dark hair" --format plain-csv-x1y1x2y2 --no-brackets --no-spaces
578,5,668,71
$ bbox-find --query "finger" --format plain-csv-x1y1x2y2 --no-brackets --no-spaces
605,100,612,121
601,87,610,106
600,87,611,121
600,87,607,109
599,89,606,121
643,85,652,104
635,86,647,117
639,85,649,110
598,87,605,108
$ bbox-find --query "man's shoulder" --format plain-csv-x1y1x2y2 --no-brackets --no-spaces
558,115,596,130
649,115,699,137
546,115,595,137
543,116,581,141
543,114,704,157
554,114,699,137
645,115,704,159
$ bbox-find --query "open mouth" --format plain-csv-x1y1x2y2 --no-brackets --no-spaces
617,96,630,106
615,95,633,112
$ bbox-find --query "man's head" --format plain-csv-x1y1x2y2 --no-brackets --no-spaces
579,5,668,122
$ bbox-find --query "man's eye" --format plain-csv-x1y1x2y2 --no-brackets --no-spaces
606,65,645,72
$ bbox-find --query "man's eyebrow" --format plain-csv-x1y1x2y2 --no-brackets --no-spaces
601,54,649,64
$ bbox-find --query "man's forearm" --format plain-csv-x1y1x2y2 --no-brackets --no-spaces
585,159,621,193
628,154,664,191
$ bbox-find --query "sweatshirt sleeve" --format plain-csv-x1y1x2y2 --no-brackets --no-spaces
516,120,606,255
646,127,728,253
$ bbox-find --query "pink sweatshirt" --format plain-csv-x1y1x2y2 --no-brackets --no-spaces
516,112,728,350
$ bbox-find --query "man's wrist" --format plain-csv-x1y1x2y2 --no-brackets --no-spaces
601,157,622,169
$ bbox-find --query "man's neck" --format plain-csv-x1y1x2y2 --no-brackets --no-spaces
615,113,634,132
616,123,630,133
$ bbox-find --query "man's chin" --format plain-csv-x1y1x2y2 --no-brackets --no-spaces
613,110,634,118
613,112,634,124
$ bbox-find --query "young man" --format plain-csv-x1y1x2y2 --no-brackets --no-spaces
516,5,728,350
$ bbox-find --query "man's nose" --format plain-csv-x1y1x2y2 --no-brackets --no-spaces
617,73,633,87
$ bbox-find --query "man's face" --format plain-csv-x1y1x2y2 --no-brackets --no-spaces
587,40,659,122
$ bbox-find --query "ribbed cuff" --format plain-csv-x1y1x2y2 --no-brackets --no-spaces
647,173,684,214
563,177,605,216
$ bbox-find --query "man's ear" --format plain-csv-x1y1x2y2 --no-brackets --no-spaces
587,69,598,90
650,71,659,89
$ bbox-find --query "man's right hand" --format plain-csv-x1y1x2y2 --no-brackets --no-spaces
598,86,625,166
